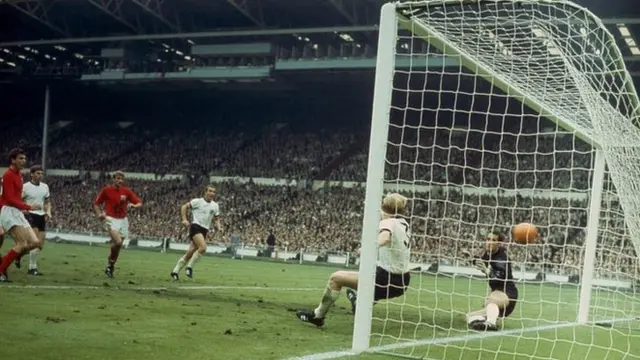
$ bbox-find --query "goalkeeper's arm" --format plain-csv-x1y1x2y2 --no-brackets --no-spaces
473,256,490,277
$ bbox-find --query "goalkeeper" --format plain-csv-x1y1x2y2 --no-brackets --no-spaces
467,231,519,331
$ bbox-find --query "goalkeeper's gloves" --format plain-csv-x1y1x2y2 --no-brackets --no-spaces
473,258,490,277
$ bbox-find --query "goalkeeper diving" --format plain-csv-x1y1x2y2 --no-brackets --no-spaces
467,231,519,331
296,193,411,327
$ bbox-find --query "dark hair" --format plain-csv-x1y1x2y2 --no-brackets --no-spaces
30,165,43,174
489,230,506,242
205,185,216,191
8,148,25,162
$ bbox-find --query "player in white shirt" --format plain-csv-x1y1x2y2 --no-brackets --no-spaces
170,185,222,281
17,165,51,275
296,193,412,327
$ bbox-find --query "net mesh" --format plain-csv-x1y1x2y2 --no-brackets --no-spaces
368,0,640,358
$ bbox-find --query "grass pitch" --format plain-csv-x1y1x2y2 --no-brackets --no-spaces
0,243,639,360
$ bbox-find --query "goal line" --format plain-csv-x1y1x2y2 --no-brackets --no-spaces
287,317,639,360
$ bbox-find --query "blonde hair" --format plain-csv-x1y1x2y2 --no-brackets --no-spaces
380,193,408,217
112,170,125,179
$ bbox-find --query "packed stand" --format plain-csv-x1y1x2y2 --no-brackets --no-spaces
331,123,594,191
4,118,361,180
0,120,42,157
3,115,596,194
45,175,636,278
47,177,364,252
216,126,358,179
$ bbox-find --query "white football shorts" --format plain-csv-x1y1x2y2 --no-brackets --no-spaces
104,216,129,240
0,206,32,231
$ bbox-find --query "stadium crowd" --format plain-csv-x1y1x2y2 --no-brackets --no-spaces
44,176,635,278
1,117,593,190
2,117,636,278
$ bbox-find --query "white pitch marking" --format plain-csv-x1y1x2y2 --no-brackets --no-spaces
6,284,320,292
286,317,637,360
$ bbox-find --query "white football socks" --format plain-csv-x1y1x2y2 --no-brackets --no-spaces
187,252,202,269
314,287,340,318
485,303,500,326
29,248,39,270
172,256,187,273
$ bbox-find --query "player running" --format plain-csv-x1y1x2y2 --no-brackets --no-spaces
0,149,43,282
15,165,52,275
296,193,411,327
93,171,142,278
171,185,221,281
466,231,519,331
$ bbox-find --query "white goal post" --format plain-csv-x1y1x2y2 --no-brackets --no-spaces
354,0,640,358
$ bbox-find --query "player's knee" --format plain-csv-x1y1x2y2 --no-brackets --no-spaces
12,227,35,246
197,244,207,253
328,271,349,287
328,271,341,283
27,239,39,250
486,292,510,308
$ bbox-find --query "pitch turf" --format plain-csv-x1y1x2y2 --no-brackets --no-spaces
0,242,639,360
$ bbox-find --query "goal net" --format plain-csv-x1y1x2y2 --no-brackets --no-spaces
354,0,640,359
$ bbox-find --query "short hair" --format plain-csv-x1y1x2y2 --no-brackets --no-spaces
381,193,408,216
30,165,44,174
489,230,506,242
8,148,25,162
205,185,216,192
112,170,125,179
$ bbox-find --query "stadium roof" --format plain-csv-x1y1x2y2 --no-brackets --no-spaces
0,0,639,76
0,0,381,45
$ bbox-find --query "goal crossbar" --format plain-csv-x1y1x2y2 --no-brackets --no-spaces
394,0,640,261
397,0,640,128
396,0,639,149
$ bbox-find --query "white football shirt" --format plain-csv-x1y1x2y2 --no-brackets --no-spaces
22,181,50,216
189,198,220,229
377,217,411,274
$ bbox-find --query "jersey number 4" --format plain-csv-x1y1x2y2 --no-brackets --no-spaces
401,222,411,248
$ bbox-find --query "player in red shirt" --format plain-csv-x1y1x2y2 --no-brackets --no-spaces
0,178,4,249
93,171,142,278
0,148,42,282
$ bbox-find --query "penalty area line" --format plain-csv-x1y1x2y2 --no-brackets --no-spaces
5,284,321,292
286,317,638,360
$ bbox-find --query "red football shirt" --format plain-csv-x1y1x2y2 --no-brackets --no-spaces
93,185,141,219
1,167,30,211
